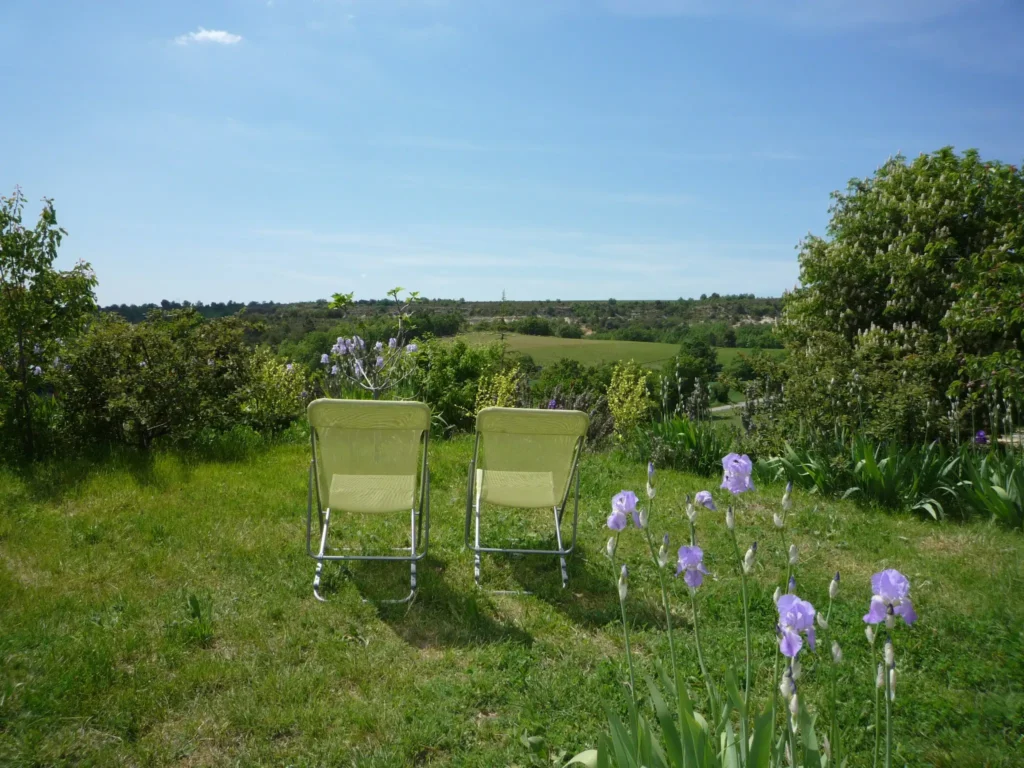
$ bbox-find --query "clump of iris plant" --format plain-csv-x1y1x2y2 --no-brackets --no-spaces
578,452,918,768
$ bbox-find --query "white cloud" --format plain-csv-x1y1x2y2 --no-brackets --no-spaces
175,27,243,46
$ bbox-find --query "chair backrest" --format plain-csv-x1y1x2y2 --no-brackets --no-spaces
307,399,430,514
475,407,589,509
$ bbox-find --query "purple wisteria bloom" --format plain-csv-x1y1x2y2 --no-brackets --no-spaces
374,341,384,351
608,490,638,530
376,355,385,369
864,569,918,626
321,353,330,364
331,364,340,375
975,430,988,445
721,453,755,494
337,342,348,355
406,343,418,352
676,545,709,589
388,337,398,349
777,593,817,658
694,490,717,511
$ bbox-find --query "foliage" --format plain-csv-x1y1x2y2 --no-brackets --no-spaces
659,341,720,417
532,358,613,403
514,316,554,336
53,310,299,450
475,364,528,412
775,148,1024,445
607,361,654,441
240,346,306,433
957,449,1024,528
409,338,507,434
627,417,734,476
760,431,1024,529
0,189,97,460
557,322,584,339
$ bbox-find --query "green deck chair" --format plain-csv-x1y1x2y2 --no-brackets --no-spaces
306,399,431,603
465,407,589,590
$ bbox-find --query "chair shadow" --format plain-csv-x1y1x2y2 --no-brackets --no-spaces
482,536,667,632
335,555,535,649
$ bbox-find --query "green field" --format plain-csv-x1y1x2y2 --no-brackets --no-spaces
460,331,784,369
1,439,1021,765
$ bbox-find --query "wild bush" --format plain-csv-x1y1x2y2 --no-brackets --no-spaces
607,361,654,441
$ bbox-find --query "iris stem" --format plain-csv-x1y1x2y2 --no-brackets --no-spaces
873,644,881,768
884,646,893,768
689,589,718,736
612,554,637,703
770,560,793,767
730,530,752,764
643,525,683,735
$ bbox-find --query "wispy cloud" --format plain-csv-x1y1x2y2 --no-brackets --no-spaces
174,28,243,46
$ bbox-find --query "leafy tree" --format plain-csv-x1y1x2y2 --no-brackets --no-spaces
0,190,96,459
774,147,1024,444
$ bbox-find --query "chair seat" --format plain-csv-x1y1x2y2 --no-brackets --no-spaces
477,468,556,509
330,473,416,513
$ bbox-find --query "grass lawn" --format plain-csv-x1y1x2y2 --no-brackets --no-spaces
460,331,786,371
1,438,1022,766
459,332,680,368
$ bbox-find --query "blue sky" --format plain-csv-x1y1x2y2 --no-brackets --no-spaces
2,1,1022,305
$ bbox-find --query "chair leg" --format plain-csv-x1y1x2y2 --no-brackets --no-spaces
553,506,569,589
473,494,483,587
313,508,332,602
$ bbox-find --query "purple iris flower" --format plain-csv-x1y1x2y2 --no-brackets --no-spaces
676,545,709,589
694,490,717,511
777,593,817,658
548,398,558,409
608,490,638,530
406,343,418,352
321,353,330,364
721,453,755,494
388,337,398,349
338,343,348,356
975,430,988,445
864,569,917,626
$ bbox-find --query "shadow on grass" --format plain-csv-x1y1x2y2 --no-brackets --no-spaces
331,555,535,649
9,448,169,504
477,536,667,631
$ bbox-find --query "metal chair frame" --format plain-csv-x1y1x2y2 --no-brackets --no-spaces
464,430,584,592
305,409,430,604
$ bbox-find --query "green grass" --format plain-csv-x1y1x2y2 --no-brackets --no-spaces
460,331,680,368
1,438,1022,766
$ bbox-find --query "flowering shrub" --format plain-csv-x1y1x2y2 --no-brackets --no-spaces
572,458,918,767
607,361,654,441
474,364,527,412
